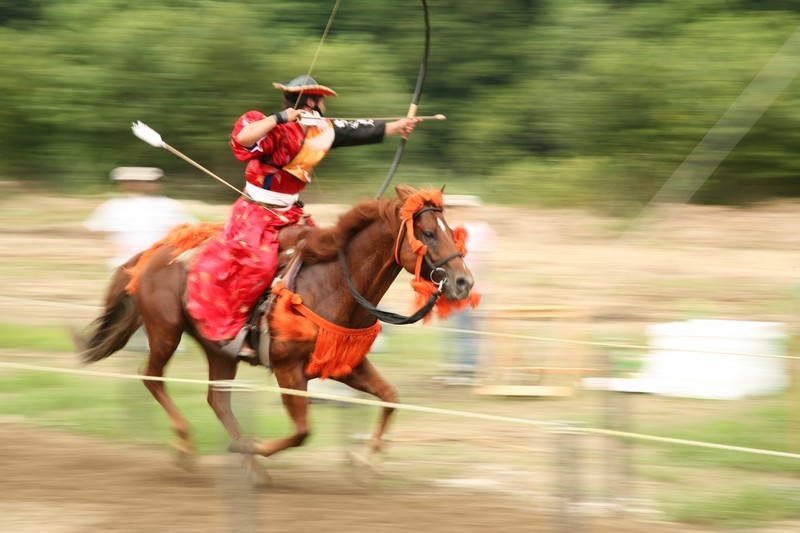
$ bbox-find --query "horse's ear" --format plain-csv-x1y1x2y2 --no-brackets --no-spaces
395,184,417,202
440,184,446,193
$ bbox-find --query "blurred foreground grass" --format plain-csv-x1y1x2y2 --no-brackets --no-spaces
2,320,800,529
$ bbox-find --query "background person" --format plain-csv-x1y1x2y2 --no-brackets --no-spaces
84,167,198,269
85,166,198,351
436,195,496,385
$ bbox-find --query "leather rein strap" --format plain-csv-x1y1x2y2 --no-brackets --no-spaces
337,248,439,325
338,205,463,325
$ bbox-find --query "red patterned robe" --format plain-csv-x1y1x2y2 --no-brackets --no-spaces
186,112,386,341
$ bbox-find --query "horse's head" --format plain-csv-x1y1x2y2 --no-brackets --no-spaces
394,185,475,301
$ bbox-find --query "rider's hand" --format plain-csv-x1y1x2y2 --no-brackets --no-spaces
285,108,303,123
387,117,422,139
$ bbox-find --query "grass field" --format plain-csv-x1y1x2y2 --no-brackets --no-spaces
2,192,800,530
3,321,800,529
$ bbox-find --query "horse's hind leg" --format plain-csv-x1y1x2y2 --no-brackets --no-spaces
140,322,192,458
137,259,194,460
335,359,397,452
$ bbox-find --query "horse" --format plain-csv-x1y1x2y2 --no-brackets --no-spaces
75,185,475,468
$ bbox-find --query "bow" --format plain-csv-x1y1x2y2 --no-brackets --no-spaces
374,0,431,200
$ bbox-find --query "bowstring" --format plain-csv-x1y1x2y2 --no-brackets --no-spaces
293,0,342,109
295,0,342,217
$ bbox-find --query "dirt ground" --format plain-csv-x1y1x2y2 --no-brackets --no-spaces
2,193,800,532
1,423,715,533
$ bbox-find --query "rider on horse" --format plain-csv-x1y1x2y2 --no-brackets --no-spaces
186,75,421,358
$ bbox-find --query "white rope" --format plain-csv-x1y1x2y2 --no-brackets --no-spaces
0,290,796,360
427,325,800,361
2,360,799,460
0,360,553,427
0,360,246,388
0,295,100,312
577,426,800,460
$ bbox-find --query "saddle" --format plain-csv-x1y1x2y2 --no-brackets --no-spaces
176,223,312,367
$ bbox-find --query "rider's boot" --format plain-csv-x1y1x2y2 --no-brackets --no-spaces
221,327,255,362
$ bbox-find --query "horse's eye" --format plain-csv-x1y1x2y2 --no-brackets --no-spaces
422,230,435,240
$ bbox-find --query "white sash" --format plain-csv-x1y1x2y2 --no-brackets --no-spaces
244,182,299,211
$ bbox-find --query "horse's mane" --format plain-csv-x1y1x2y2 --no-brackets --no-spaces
300,196,402,264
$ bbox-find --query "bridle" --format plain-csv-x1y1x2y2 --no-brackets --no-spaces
393,205,463,288
337,199,464,325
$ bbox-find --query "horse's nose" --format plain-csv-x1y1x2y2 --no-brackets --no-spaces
454,274,473,299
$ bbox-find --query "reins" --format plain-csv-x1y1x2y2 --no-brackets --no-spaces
337,249,440,325
337,197,463,325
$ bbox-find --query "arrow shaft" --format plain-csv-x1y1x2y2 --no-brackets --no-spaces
162,144,242,196
158,141,288,222
302,114,444,123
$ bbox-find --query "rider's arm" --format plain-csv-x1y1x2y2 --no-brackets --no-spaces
235,108,303,148
330,120,387,148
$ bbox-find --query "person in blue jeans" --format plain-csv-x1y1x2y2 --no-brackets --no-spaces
439,195,495,384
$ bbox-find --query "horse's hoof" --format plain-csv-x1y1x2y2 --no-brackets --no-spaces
243,457,272,489
173,447,197,472
228,436,261,455
346,449,382,488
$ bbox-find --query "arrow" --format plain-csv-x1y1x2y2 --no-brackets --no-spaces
300,113,446,122
130,121,288,222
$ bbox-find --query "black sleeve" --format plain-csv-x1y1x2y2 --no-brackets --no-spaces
331,119,387,149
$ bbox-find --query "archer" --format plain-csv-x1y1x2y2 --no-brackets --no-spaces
186,75,420,359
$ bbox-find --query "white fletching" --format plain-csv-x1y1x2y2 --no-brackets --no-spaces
299,111,323,126
131,121,166,148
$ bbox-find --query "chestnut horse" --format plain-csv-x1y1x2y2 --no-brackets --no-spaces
76,185,474,464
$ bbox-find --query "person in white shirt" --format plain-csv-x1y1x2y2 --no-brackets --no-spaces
84,167,198,352
84,167,198,269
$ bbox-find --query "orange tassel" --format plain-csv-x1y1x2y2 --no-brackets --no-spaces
125,222,224,294
453,226,469,256
402,206,480,322
305,321,381,379
410,277,481,322
269,282,317,342
400,190,443,221
269,281,381,379
436,291,481,320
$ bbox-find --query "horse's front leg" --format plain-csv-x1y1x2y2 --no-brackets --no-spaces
335,359,398,452
206,350,242,439
231,364,311,458
206,350,269,485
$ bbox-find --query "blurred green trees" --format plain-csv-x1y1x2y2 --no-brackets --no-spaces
1,0,799,207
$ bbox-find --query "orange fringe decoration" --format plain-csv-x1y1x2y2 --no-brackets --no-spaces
268,282,317,342
453,226,469,255
400,189,443,221
399,191,482,322
411,278,481,322
125,222,224,294
270,281,382,379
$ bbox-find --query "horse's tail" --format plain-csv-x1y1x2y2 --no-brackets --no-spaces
75,257,143,364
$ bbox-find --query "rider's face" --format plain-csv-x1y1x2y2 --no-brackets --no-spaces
310,97,326,115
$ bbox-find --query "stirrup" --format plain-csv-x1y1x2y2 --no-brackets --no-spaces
236,345,260,366
220,327,249,359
